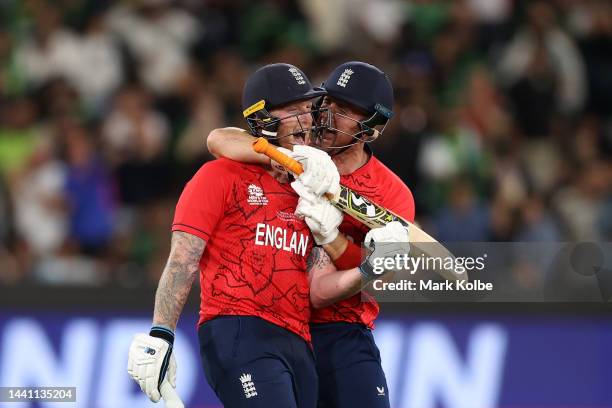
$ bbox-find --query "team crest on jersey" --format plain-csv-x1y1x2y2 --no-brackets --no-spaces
240,373,258,398
337,68,354,88
247,184,269,206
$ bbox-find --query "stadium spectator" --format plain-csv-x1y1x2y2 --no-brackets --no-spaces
175,88,224,168
12,138,67,257
14,5,79,90
433,178,490,241
108,0,201,95
498,0,587,116
0,97,40,184
102,84,170,205
63,123,115,255
64,7,123,113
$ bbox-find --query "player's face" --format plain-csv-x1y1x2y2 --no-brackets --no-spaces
308,96,368,152
269,100,315,150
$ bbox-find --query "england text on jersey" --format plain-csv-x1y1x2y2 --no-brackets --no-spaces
254,223,309,256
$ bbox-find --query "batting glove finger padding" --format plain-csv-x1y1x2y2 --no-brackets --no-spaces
293,180,343,245
292,145,340,197
127,327,176,403
364,221,410,247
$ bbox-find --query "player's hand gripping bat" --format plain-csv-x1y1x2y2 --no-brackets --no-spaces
252,137,465,281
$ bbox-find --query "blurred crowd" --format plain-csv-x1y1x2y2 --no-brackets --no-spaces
0,0,611,287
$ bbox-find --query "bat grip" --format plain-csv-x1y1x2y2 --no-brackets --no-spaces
252,137,304,175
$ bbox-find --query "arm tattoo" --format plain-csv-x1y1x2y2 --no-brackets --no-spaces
153,231,205,330
307,246,331,273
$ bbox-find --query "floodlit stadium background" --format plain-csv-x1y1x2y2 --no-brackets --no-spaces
1,1,611,407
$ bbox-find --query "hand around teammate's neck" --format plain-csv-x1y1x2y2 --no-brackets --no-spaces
331,143,369,176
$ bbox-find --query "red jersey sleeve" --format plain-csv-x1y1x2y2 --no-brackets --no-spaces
388,183,415,223
172,160,231,241
374,162,416,223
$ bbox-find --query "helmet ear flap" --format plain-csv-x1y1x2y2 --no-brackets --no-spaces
359,122,379,142
258,112,281,137
244,99,281,143
359,110,386,142
358,103,392,141
246,111,281,143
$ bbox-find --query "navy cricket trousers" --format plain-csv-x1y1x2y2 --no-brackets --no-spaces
311,322,391,408
199,316,318,408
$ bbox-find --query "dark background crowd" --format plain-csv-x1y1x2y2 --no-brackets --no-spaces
0,0,611,288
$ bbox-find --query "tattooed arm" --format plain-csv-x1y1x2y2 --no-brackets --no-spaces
152,231,205,330
308,247,365,309
127,231,204,401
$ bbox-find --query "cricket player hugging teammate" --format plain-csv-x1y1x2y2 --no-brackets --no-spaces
127,62,412,408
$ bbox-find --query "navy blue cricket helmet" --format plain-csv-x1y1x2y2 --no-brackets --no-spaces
322,61,394,130
242,63,325,139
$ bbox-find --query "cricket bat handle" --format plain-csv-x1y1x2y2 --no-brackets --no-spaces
161,380,184,408
253,137,304,175
253,137,338,201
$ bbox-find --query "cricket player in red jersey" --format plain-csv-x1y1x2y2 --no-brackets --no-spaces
126,63,329,408
207,61,415,408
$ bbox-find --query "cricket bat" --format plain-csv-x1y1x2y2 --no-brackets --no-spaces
252,137,465,281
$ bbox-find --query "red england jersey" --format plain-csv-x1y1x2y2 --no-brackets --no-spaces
310,153,415,328
172,158,314,342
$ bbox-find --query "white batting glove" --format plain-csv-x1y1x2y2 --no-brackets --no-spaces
292,180,343,245
360,222,410,281
127,328,177,403
364,222,410,247
292,145,340,197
